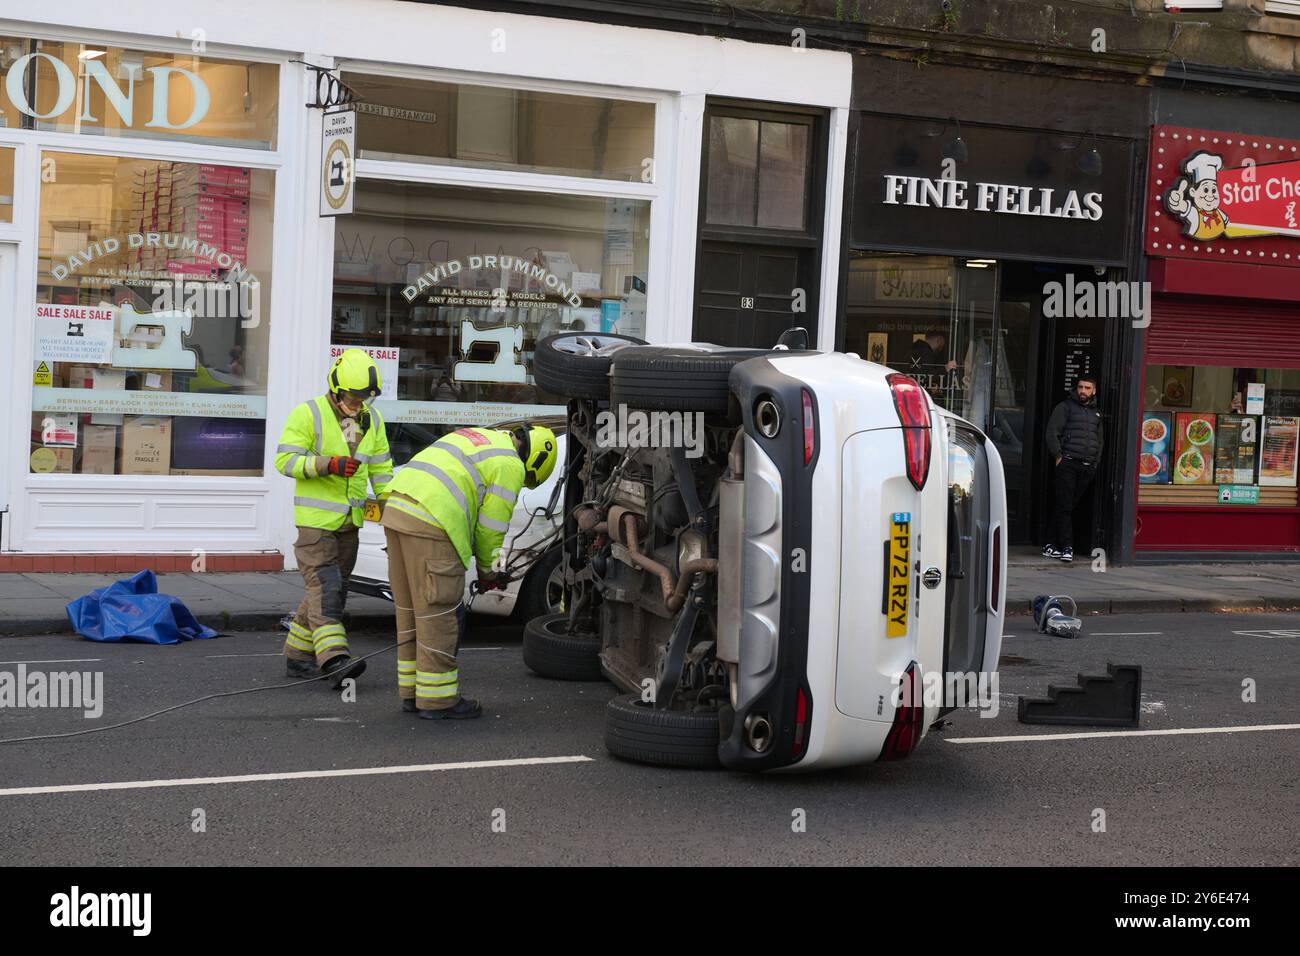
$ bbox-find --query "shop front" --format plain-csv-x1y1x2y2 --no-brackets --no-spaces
1135,126,1300,554
840,58,1144,555
0,3,850,569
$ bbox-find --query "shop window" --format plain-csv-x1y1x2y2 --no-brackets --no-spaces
843,253,1010,423
0,37,278,149
30,152,273,476
705,114,810,230
1139,364,1298,505
332,179,649,455
342,73,653,182
0,146,13,223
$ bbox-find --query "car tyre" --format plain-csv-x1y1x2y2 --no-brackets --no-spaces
533,333,647,401
609,347,769,414
522,612,604,682
604,693,722,769
510,546,565,624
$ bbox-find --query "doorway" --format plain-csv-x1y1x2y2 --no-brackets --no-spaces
692,101,827,348
0,243,14,546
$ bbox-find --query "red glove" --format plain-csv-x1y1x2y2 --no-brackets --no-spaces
476,571,507,592
326,456,360,477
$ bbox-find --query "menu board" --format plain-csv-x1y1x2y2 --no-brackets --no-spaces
1213,415,1258,485
1138,411,1172,484
1259,417,1299,487
1172,412,1215,485
1059,332,1097,394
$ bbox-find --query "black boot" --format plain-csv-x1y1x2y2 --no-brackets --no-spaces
417,697,482,720
285,658,318,679
320,655,367,690
402,699,417,713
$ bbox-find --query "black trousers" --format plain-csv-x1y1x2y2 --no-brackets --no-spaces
1050,458,1096,550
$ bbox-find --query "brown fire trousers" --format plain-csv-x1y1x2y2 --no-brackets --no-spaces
283,525,359,667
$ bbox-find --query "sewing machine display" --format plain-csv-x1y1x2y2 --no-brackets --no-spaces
113,302,198,371
452,319,526,384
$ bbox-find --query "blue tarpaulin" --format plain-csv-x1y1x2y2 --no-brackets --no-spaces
66,570,219,644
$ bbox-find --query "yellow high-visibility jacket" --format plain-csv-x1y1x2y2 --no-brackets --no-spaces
385,428,524,570
275,395,393,529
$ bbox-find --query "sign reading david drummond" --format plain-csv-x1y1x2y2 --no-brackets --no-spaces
1146,126,1300,264
850,115,1135,265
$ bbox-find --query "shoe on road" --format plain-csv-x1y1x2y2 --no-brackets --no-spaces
1042,544,1062,559
320,655,367,689
285,658,318,680
1059,547,1074,563
417,698,483,720
402,699,417,713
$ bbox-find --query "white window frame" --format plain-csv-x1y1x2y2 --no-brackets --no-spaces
1164,1,1223,8
0,24,300,553
314,60,673,429
1265,0,1300,15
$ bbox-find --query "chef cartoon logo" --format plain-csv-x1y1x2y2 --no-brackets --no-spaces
1164,151,1231,241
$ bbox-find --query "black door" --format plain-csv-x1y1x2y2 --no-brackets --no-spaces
693,101,827,349
694,241,815,348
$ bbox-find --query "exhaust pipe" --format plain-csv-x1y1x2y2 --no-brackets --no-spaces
754,397,781,438
744,713,773,753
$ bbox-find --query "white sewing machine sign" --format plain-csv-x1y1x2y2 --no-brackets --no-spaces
34,304,116,364
454,320,527,384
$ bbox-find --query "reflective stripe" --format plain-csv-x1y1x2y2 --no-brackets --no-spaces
371,473,391,488
309,400,324,454
278,455,306,477
469,448,515,463
295,496,351,514
437,443,485,499
385,497,444,530
485,483,517,505
396,661,416,671
278,443,310,455
479,514,510,534
404,461,471,514
416,686,458,699
355,450,392,465
285,634,314,652
349,498,367,509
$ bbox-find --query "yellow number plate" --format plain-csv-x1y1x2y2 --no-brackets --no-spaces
363,500,382,523
886,512,911,638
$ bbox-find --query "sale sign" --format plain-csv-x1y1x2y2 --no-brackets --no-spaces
35,303,116,364
328,344,399,401
1146,127,1300,264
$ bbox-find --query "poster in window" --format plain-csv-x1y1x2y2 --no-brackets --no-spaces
1213,414,1258,485
867,332,889,366
1172,412,1215,485
1138,411,1172,484
1259,417,1299,487
1161,365,1194,408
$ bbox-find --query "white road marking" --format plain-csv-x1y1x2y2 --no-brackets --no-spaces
0,755,594,798
1090,632,1162,636
1233,629,1300,639
461,647,503,651
948,723,1300,745
204,653,283,658
0,659,102,665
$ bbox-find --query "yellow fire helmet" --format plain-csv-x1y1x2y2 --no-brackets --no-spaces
516,424,558,489
328,348,382,400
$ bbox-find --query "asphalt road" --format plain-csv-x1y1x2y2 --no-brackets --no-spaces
0,611,1296,866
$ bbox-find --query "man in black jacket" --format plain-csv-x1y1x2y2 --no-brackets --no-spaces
1043,375,1102,563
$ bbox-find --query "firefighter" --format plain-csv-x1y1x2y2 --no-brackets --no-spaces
275,349,394,687
381,424,558,718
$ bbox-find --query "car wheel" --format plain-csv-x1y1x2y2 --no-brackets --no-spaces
533,332,647,401
609,346,769,414
522,612,604,682
604,694,722,769
510,546,564,624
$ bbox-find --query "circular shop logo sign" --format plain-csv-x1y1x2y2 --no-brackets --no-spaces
323,137,352,211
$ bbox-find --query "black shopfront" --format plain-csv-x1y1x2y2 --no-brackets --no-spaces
840,58,1147,557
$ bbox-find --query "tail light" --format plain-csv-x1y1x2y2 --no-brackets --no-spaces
886,373,932,490
791,686,811,759
880,662,924,761
801,389,815,465
990,525,1002,613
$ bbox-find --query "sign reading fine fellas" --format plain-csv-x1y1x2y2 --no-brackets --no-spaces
320,108,356,217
